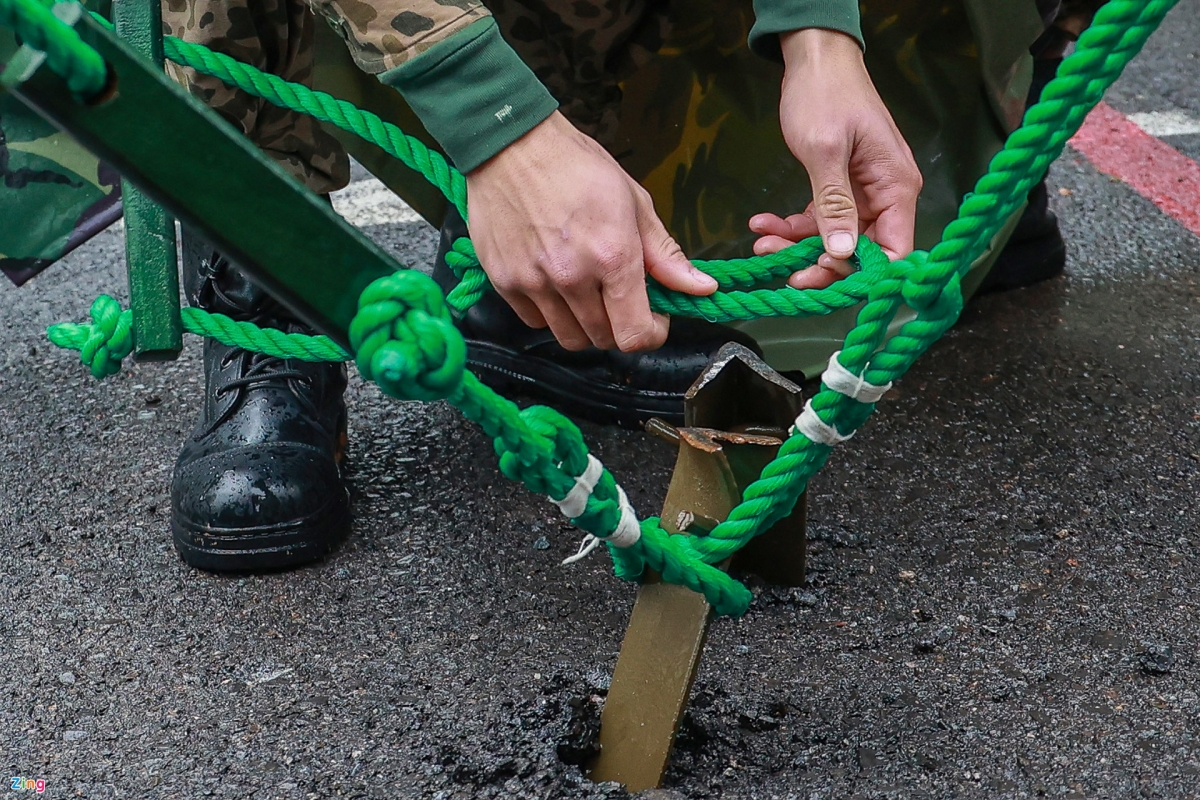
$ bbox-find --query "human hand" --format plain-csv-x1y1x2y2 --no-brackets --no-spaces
465,112,718,351
749,28,922,289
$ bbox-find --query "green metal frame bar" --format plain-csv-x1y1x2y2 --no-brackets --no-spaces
112,0,182,361
2,11,401,349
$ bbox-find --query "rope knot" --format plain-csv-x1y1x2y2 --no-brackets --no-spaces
494,405,580,491
46,294,134,379
443,237,480,277
349,271,465,401
443,237,491,314
896,251,945,310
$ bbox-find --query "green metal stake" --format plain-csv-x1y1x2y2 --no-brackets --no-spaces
112,0,181,361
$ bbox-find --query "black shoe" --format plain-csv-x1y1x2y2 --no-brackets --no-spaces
434,210,762,427
978,56,1068,295
978,178,1067,294
171,236,351,571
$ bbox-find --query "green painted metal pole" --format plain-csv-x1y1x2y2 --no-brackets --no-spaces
112,0,181,361
3,12,400,349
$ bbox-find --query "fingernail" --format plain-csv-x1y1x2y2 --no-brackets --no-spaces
827,232,855,256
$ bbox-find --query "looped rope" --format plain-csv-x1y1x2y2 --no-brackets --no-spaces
898,250,946,310
443,237,480,278
27,0,1177,616
46,295,133,379
349,272,466,402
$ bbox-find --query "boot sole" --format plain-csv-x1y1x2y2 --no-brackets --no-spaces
465,341,686,428
172,402,352,573
172,493,351,572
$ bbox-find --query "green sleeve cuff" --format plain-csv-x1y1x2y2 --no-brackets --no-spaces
748,0,864,61
378,18,559,173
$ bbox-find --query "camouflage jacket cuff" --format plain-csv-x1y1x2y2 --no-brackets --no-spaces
748,0,864,61
378,18,560,174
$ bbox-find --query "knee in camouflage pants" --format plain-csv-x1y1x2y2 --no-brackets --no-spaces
162,0,669,194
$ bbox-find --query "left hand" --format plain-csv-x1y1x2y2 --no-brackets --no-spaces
749,28,922,289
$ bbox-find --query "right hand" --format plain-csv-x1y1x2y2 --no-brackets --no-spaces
748,29,922,290
465,111,718,352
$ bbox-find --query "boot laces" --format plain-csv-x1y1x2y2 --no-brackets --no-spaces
215,350,322,422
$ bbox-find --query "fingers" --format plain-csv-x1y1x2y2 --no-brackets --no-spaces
494,282,593,351
637,190,717,297
551,258,618,350
748,211,820,244
602,273,670,352
502,293,548,330
529,292,593,351
751,206,854,281
753,235,802,256
804,139,860,261
869,187,920,261
787,262,852,290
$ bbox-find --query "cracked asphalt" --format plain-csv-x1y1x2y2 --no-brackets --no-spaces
2,3,1199,798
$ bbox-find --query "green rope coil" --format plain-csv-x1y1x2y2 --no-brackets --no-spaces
19,0,1178,615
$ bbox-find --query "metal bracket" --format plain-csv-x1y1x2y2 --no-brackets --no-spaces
589,343,807,790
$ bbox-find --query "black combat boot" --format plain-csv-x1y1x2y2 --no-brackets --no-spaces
433,209,762,427
171,235,351,571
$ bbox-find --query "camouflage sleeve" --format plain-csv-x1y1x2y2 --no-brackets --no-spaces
310,0,493,73
378,17,559,173
748,0,863,61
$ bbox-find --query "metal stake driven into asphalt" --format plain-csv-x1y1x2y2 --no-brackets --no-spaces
589,343,808,790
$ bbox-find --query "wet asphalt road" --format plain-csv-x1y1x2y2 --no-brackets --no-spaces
3,5,1200,798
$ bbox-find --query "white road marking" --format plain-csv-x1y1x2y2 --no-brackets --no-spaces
331,177,424,227
1127,109,1200,138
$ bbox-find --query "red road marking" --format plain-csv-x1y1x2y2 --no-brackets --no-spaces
1068,101,1200,237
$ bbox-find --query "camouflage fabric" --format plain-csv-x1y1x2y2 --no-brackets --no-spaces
163,0,351,194
306,0,489,72
163,0,657,185
595,0,1048,371
165,0,1053,373
0,90,122,285
488,0,670,147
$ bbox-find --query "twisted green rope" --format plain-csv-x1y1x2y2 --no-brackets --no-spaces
681,0,1177,568
49,296,348,377
0,0,105,95
23,0,1178,614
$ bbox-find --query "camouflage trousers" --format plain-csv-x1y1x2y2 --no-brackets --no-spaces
162,0,670,194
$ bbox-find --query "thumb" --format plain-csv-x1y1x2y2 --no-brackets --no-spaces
808,157,859,260
635,191,718,296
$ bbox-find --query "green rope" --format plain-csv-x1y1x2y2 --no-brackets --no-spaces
684,0,1177,568
0,0,105,96
49,296,349,377
17,0,1178,615
349,271,752,614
